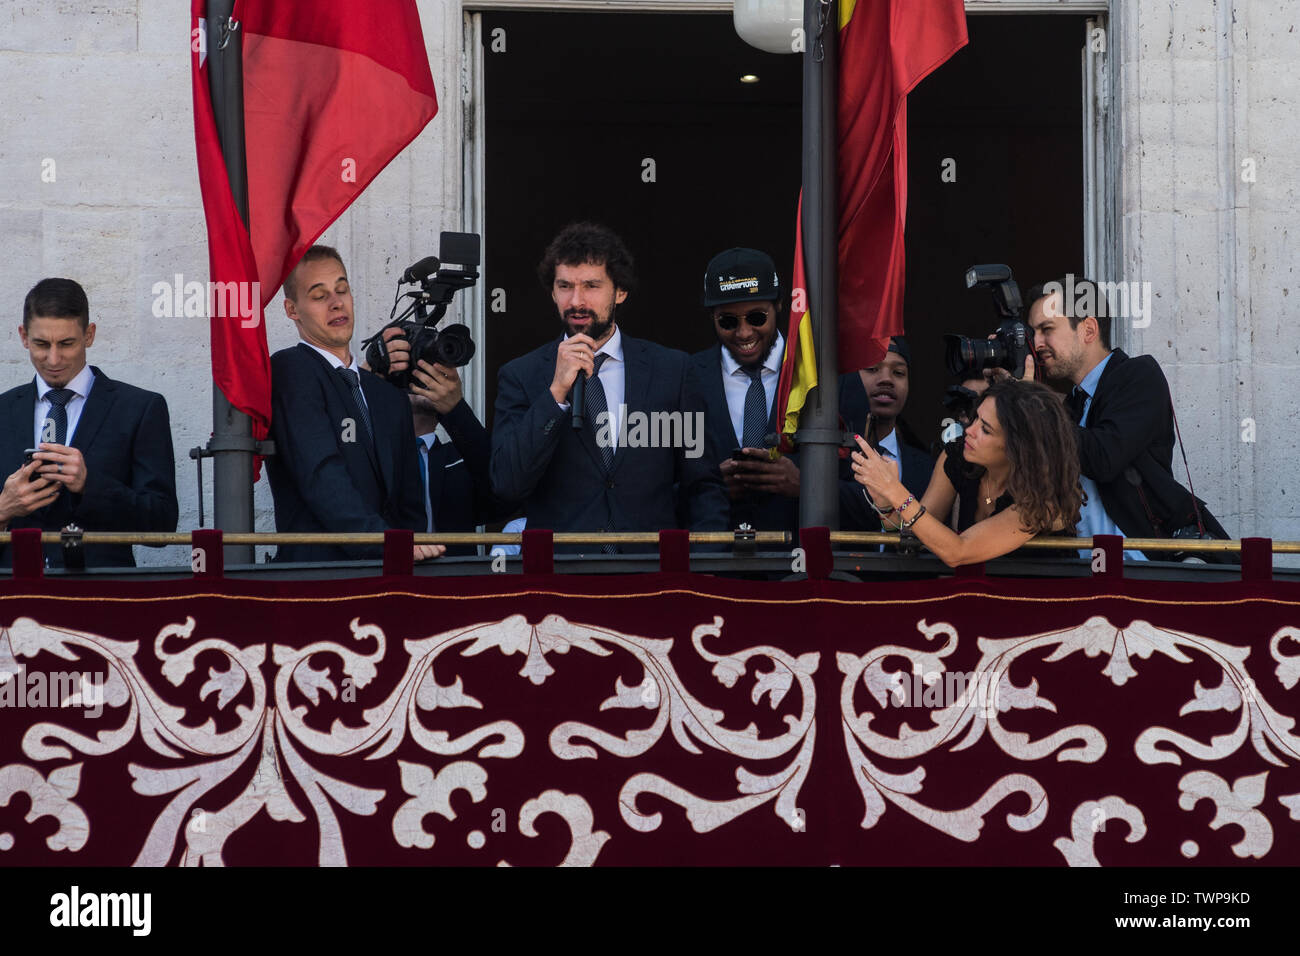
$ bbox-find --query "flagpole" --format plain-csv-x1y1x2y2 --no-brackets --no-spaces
798,0,840,532
206,1,256,566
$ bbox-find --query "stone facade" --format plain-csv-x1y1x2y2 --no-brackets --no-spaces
0,0,1295,563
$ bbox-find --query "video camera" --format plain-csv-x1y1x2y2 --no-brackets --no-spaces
364,231,482,390
943,264,1032,380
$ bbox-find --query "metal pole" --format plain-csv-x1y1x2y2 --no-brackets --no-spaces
206,2,256,566
798,0,841,531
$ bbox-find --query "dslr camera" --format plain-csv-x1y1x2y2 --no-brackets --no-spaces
944,264,1032,380
364,231,482,390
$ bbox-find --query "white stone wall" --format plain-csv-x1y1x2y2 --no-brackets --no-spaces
0,0,465,565
1,0,1296,566
1115,0,1300,561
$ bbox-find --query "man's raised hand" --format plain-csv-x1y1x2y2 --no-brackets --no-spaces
550,334,597,405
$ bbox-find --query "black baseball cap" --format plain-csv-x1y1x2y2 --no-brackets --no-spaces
887,336,911,366
702,248,781,307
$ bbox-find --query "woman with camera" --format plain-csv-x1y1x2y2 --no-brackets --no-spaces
851,376,1083,567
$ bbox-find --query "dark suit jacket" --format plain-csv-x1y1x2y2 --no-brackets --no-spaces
267,343,426,562
490,333,728,551
685,343,798,534
837,370,936,532
422,398,508,556
0,367,177,569
1077,349,1227,553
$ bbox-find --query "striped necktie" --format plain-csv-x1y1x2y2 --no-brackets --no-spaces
336,367,373,444
583,353,614,473
43,388,75,445
740,364,767,449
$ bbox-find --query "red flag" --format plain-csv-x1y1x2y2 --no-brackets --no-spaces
776,0,966,451
190,0,438,439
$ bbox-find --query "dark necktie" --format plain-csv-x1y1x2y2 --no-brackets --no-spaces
584,353,614,473
336,367,373,444
740,364,768,449
417,440,433,533
1066,385,1089,424
43,388,75,445
583,353,618,554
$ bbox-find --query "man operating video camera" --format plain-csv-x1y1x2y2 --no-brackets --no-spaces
361,235,504,553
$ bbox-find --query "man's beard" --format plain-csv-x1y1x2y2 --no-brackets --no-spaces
562,307,614,342
731,333,777,369
1038,347,1079,381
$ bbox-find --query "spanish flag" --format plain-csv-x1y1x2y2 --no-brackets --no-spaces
192,0,438,441
776,0,967,451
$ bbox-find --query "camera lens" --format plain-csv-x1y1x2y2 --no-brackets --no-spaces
944,334,1006,377
431,324,476,367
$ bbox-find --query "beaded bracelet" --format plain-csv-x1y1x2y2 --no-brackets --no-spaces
899,503,928,530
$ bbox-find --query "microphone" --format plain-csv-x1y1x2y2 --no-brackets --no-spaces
401,256,440,283
572,369,587,430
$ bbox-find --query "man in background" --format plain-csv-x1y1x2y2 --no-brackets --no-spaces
838,337,934,533
407,358,504,556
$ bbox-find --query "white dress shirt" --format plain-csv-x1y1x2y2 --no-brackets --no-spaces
34,364,96,446
719,332,785,447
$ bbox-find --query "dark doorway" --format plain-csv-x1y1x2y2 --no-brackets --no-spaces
482,11,803,418
481,11,1088,446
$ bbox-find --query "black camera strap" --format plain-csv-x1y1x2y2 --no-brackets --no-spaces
1125,381,1207,538
1167,387,1208,536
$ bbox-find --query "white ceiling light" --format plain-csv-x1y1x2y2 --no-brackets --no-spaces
740,74,761,84
733,0,803,55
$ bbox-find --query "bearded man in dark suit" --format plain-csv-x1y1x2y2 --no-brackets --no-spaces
1026,276,1227,559
490,223,727,552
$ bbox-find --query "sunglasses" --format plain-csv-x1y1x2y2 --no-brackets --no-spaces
715,309,771,331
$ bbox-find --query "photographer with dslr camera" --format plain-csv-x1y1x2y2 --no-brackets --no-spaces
849,265,1083,566
1024,277,1227,559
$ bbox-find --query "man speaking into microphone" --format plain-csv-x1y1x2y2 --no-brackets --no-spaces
490,222,727,553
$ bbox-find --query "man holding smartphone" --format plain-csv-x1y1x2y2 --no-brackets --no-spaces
685,248,799,533
0,278,178,568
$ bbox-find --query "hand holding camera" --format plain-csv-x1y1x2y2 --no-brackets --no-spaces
411,360,465,416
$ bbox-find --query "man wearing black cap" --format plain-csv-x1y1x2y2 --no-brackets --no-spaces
838,337,935,532
685,248,800,533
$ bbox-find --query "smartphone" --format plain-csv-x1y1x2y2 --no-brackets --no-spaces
730,448,749,461
22,448,38,465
